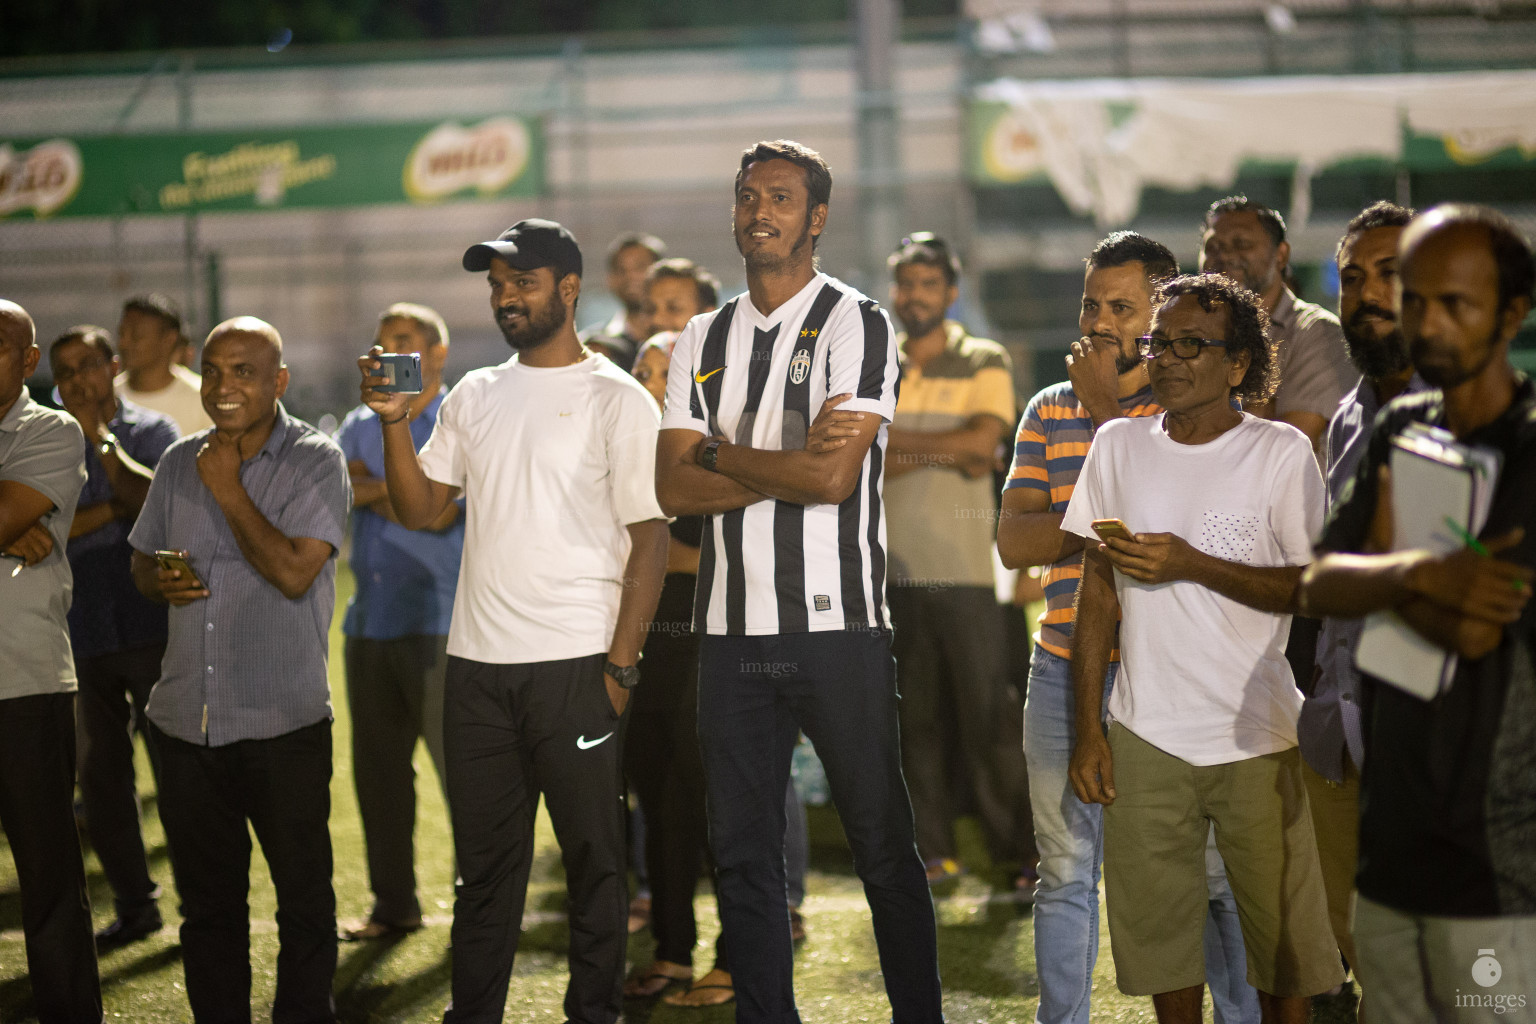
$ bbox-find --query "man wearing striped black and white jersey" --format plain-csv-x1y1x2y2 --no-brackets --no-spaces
655,139,942,1023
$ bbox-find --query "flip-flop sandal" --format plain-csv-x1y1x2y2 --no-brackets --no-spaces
623,965,690,998
662,982,735,1007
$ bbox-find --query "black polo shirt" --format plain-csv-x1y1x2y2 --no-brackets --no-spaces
1319,373,1536,917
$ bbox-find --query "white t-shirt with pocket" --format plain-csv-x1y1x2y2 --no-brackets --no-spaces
1061,412,1324,765
418,352,665,665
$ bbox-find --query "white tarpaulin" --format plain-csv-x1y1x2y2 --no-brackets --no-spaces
973,72,1536,227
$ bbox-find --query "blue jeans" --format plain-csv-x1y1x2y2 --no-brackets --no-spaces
1204,825,1262,1024
1024,647,1259,1024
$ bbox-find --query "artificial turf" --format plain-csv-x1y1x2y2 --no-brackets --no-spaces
0,565,1354,1022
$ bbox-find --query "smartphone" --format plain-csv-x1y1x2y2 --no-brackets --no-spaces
373,352,423,394
1091,518,1136,544
154,549,207,590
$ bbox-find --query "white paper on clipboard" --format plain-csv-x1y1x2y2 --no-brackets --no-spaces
1354,423,1501,700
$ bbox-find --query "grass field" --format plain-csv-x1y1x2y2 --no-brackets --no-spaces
0,566,1348,1022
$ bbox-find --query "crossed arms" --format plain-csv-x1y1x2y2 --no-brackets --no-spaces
655,394,885,516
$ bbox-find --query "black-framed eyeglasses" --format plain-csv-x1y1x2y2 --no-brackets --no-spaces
1138,336,1231,360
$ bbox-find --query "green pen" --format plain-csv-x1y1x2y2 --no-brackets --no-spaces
1444,516,1490,557
1444,516,1529,593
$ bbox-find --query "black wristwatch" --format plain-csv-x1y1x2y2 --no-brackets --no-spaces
700,437,725,472
604,660,642,690
98,432,119,459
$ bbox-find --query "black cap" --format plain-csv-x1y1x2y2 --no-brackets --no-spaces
462,219,583,277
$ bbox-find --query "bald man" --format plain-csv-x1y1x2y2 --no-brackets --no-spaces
0,300,100,1024
130,317,351,1024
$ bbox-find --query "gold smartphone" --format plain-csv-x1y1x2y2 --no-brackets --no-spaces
1090,518,1136,544
154,549,206,590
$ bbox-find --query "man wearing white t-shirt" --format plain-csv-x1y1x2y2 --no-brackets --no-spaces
115,294,213,436
357,219,670,1024
1061,274,1342,1024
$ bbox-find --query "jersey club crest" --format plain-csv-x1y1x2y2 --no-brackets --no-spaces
789,349,811,385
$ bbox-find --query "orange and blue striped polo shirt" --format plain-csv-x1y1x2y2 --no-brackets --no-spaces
1005,380,1160,659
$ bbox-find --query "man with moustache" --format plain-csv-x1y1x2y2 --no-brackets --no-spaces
130,316,350,1024
1297,205,1536,1021
1199,197,1354,452
880,232,1033,887
999,232,1244,1024
1294,200,1418,999
654,139,940,1023
582,232,666,370
334,303,461,942
50,326,179,950
1065,274,1341,1024
0,299,99,1024
359,218,669,1024
1200,196,1355,824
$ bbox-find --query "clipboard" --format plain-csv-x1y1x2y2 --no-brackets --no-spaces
1354,423,1501,700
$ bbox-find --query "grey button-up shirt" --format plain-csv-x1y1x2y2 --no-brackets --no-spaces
1298,373,1427,782
1269,288,1357,424
0,393,86,701
128,404,350,745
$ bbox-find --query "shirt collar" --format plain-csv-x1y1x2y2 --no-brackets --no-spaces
1418,371,1535,442
898,320,967,367
253,402,293,461
743,273,826,330
112,398,147,429
1269,287,1298,332
1363,372,1430,421
0,390,35,433
1121,379,1157,408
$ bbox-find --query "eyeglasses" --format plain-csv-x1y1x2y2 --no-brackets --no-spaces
1138,336,1231,360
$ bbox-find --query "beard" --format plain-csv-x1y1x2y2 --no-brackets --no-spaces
738,217,812,275
1341,305,1411,382
1411,322,1501,390
897,308,945,339
495,297,567,351
1087,333,1144,375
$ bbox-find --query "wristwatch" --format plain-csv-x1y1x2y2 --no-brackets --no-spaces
97,432,119,459
700,438,725,473
604,660,642,690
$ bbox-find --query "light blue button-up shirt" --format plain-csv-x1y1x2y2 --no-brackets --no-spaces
335,392,463,640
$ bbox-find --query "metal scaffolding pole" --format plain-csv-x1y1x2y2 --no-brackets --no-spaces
855,0,902,291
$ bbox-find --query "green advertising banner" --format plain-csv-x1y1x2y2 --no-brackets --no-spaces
0,116,543,220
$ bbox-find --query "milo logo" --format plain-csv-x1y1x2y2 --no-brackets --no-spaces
403,118,530,203
0,139,83,218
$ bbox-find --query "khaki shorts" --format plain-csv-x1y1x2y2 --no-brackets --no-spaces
1301,757,1360,975
1102,723,1344,998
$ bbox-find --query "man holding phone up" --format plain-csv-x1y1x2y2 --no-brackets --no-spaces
359,219,669,1024
129,316,351,1024
334,303,461,942
1062,275,1340,1023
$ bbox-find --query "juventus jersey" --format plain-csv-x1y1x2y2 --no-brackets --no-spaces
660,273,901,636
